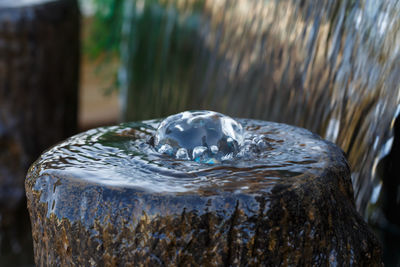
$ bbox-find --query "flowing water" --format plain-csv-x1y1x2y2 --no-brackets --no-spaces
119,0,400,225
38,115,338,196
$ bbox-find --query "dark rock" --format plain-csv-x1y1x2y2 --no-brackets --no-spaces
26,120,383,266
0,0,80,264
370,114,400,266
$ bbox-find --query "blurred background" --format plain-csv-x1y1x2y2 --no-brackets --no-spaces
0,0,399,265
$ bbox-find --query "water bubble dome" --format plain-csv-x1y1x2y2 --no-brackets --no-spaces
154,111,244,162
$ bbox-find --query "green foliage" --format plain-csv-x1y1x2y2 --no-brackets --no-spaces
81,0,206,102
83,0,124,59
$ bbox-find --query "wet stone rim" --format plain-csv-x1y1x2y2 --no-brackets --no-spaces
30,119,342,195
25,119,383,266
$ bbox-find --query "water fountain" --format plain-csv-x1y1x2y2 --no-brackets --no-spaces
26,111,382,265
116,1,400,263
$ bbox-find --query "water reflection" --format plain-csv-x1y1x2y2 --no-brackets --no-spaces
38,120,336,195
154,110,244,162
119,0,400,219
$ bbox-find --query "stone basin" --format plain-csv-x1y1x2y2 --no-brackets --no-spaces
25,119,382,266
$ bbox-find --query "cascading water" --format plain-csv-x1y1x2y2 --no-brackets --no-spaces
119,0,400,228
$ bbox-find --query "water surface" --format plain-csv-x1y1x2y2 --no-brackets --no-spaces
38,119,337,196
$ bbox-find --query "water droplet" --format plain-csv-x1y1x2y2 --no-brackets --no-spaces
158,144,173,156
210,145,219,154
192,146,208,161
176,148,189,160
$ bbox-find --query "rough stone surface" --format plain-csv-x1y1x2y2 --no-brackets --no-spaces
0,0,79,263
26,121,383,266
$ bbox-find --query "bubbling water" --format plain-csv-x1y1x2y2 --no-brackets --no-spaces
36,118,336,194
154,110,268,163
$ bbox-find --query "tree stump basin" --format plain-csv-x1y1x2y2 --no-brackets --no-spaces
25,119,382,266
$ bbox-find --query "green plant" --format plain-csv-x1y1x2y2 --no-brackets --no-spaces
82,0,124,59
